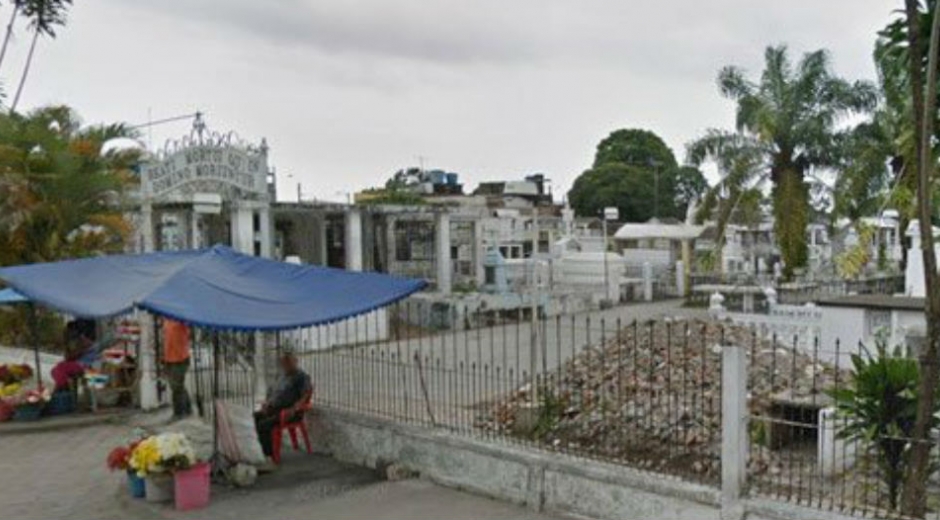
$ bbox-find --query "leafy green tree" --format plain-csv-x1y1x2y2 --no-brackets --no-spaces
568,128,706,222
9,0,71,113
831,343,939,511
0,105,137,266
689,46,876,279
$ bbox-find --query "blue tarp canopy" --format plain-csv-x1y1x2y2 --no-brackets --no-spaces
0,245,426,330
0,287,28,305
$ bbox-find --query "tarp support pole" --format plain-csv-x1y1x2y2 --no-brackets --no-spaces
28,303,42,390
192,327,204,418
211,331,220,464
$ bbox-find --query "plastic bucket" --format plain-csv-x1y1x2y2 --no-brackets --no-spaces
144,474,174,503
13,403,43,421
126,471,146,498
174,462,210,511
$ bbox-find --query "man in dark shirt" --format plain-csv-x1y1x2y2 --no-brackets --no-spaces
254,352,312,460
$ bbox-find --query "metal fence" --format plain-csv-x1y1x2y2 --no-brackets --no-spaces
184,329,257,420
299,301,723,485
747,334,940,519
192,298,940,519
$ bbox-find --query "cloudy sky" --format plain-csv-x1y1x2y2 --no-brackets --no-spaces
9,0,896,202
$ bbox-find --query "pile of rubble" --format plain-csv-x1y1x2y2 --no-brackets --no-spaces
477,318,845,480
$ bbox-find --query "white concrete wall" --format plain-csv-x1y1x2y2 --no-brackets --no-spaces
284,309,389,351
620,248,672,270
819,306,865,364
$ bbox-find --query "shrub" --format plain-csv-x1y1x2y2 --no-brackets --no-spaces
830,343,939,510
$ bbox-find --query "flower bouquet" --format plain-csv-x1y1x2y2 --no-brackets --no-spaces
0,363,33,385
0,364,33,408
107,441,145,498
129,432,198,503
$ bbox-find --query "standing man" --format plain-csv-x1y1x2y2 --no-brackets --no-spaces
162,318,192,419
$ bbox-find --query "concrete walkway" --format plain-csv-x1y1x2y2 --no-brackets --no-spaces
0,422,567,520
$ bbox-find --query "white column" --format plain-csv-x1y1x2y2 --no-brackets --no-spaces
436,212,452,295
230,206,254,255
642,261,653,302
137,312,159,410
675,260,686,298
141,202,154,253
474,219,485,287
743,292,754,314
258,205,272,258
190,210,200,250
345,207,363,271
721,343,748,520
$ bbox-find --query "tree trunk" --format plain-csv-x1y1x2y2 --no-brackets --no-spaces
772,167,809,280
901,0,940,516
9,26,37,114
0,3,20,77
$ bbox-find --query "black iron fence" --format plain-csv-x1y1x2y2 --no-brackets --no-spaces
747,334,940,519
298,301,724,485
187,298,940,519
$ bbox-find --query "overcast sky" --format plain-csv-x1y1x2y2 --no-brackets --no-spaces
9,0,896,203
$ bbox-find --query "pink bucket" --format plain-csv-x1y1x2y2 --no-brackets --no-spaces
174,462,210,511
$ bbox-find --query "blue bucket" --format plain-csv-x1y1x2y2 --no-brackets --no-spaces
13,403,43,421
127,471,146,498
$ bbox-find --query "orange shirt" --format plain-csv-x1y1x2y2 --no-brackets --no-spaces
162,319,191,363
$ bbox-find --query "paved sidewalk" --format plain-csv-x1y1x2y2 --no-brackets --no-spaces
0,423,566,520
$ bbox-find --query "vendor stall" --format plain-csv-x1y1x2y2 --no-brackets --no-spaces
0,244,425,437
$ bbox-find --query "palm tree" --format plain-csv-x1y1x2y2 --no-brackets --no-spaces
0,0,26,76
688,46,876,279
8,0,71,114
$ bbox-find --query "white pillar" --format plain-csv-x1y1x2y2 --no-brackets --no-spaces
345,207,363,271
474,218,485,287
675,260,686,298
819,407,856,477
721,342,748,520
743,292,754,314
141,202,154,253
258,206,272,258
137,312,159,410
436,212,452,295
190,210,200,250
642,261,653,302
230,206,255,255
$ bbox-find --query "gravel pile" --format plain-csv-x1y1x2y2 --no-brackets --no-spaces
478,318,845,480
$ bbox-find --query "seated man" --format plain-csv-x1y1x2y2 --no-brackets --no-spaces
254,352,312,462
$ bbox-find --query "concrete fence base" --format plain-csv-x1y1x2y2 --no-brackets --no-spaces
312,408,720,519
309,408,864,520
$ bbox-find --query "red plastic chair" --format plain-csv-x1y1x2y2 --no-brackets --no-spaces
271,396,313,464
